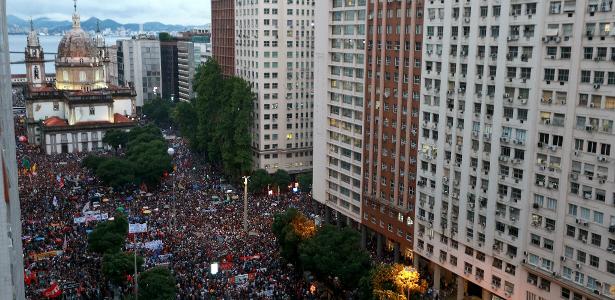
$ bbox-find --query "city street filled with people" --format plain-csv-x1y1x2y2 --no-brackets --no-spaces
15,120,325,299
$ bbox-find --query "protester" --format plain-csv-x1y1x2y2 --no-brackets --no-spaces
16,121,324,299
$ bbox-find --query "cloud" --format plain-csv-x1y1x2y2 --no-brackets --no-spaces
7,0,211,25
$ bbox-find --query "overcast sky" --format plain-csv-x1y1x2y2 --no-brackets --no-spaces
7,0,211,25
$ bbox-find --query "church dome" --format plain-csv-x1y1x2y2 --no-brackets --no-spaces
57,28,98,59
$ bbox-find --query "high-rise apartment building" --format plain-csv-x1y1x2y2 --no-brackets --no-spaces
235,0,314,174
416,1,615,299
314,0,367,225
212,0,235,77
117,37,162,107
0,0,25,297
178,40,196,102
361,0,423,261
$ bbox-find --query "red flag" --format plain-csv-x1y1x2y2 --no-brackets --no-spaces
42,282,62,298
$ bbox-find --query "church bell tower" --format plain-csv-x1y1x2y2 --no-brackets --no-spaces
25,19,45,87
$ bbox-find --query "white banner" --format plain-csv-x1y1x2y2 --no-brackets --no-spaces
129,223,148,234
74,213,109,224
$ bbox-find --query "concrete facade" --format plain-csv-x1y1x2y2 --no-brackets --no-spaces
117,37,162,106
314,0,367,223
0,0,26,297
235,0,314,174
416,1,615,300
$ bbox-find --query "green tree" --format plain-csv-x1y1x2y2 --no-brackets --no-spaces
172,101,198,143
102,252,144,286
194,60,224,157
190,60,254,179
88,213,129,254
137,267,177,300
249,169,271,193
299,225,371,293
143,97,173,126
272,208,315,265
96,158,136,188
82,155,106,170
297,172,313,193
158,32,173,41
126,139,172,187
103,129,129,150
272,169,291,193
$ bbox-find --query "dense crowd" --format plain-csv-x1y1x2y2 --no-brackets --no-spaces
16,122,325,299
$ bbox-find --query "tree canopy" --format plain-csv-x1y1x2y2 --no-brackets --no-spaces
88,213,129,254
86,124,172,188
299,225,371,291
272,208,315,265
102,251,144,286
271,169,291,192
137,267,177,300
297,172,313,192
173,59,254,179
142,97,174,126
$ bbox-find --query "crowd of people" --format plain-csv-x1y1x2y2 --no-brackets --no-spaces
15,120,326,299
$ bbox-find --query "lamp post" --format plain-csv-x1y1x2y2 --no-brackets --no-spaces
242,176,250,232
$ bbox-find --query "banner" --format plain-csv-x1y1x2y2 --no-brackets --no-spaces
73,213,109,224
30,250,64,261
127,240,163,250
240,255,261,261
234,274,248,285
129,223,148,234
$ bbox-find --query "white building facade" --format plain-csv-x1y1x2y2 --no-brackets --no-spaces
416,1,615,300
117,37,162,107
0,0,25,297
235,0,314,174
314,0,367,222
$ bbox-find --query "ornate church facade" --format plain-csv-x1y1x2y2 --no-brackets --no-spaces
24,4,137,154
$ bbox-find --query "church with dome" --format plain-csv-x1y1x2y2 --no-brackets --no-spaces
24,3,137,154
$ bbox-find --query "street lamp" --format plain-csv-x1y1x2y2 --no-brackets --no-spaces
242,176,250,232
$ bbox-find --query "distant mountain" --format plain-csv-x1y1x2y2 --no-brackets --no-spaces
7,15,205,34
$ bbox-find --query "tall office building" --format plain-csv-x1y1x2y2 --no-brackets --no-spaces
361,0,423,261
416,1,615,299
160,40,179,101
314,0,367,225
117,37,162,107
212,0,235,77
177,40,196,102
0,0,25,297
235,0,314,174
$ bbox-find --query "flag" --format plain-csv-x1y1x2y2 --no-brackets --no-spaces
42,282,62,298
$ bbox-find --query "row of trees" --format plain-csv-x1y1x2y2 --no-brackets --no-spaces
88,212,177,299
272,209,427,299
83,125,173,188
173,60,253,180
